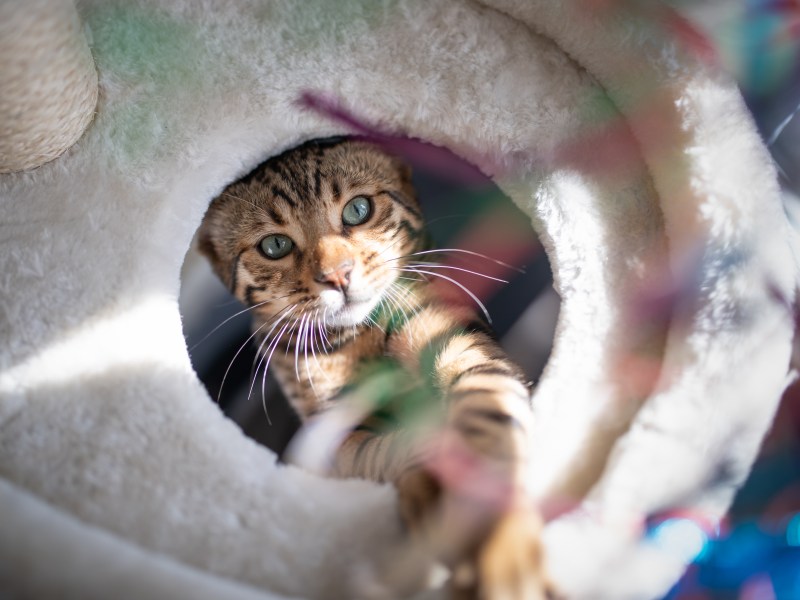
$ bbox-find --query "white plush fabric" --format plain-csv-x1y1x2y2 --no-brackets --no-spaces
0,1,794,599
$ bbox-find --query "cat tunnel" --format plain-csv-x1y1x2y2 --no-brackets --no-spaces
0,1,796,598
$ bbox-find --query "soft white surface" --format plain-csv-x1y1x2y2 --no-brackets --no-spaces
0,1,794,599
492,2,795,597
0,478,292,600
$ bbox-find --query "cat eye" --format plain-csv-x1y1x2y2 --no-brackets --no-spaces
342,196,372,226
259,234,294,259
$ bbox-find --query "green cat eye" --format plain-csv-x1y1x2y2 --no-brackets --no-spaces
342,196,372,226
259,234,293,259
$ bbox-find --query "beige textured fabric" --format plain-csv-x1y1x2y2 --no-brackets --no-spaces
0,0,98,173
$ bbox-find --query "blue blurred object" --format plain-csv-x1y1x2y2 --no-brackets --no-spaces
659,2,800,598
661,517,800,599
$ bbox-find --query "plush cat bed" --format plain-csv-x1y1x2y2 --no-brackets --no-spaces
1,1,796,598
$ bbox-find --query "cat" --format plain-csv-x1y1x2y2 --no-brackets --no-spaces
197,137,553,599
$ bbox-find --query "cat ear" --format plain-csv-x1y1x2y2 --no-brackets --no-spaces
196,226,217,264
196,219,232,290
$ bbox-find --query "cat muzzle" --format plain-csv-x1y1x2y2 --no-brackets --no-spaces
314,259,354,291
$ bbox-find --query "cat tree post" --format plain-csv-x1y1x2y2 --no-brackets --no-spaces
0,0,98,173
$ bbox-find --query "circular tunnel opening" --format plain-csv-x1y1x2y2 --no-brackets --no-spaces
179,142,559,456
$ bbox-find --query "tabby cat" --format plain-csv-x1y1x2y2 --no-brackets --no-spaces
197,137,552,599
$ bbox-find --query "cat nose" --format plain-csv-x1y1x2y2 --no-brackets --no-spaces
314,259,354,291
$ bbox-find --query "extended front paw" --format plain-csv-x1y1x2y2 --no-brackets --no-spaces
395,466,442,535
449,508,558,600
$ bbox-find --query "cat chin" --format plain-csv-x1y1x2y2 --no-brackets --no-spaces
317,284,387,328
318,288,378,328
326,299,377,328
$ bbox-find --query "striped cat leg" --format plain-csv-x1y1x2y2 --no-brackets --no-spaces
329,309,555,598
433,333,555,600
331,429,417,483
332,416,553,600
333,428,444,537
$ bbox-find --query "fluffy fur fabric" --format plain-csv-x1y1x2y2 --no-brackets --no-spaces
0,1,794,599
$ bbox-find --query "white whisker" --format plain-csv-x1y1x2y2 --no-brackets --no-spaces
248,299,309,412
241,304,297,409
189,291,297,352
319,308,333,351
218,303,295,403
398,267,493,324
386,248,525,273
389,280,419,314
406,262,508,284
383,282,417,347
253,317,295,415
260,359,271,425
365,313,385,333
254,303,304,418
303,313,319,398
284,311,304,357
293,313,307,383
310,311,333,384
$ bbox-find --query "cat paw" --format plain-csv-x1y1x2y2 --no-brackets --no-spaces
395,466,442,535
448,509,559,600
393,442,559,600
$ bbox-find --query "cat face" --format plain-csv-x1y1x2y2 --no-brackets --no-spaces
198,139,426,329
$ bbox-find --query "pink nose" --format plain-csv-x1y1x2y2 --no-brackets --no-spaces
315,260,353,291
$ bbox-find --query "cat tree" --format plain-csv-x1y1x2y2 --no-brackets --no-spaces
1,1,795,598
